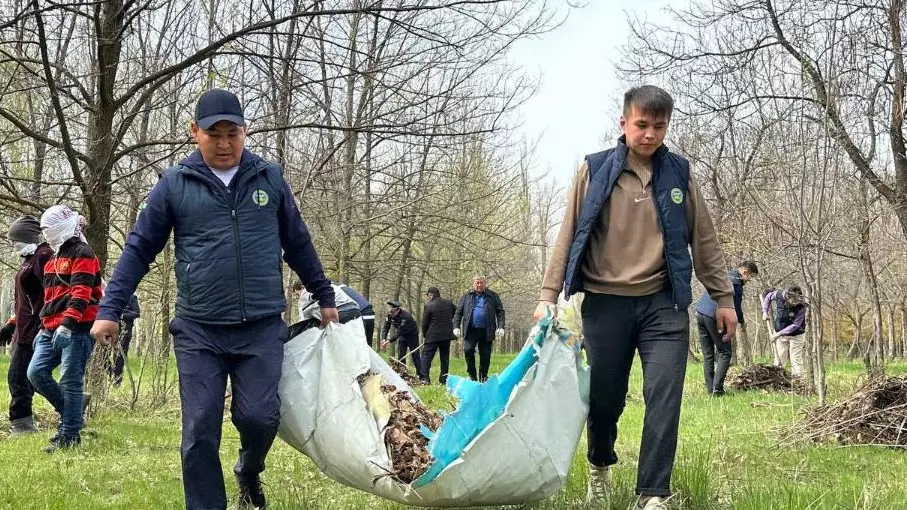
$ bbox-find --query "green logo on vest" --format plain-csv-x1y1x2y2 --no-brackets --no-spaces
252,189,269,206
670,188,684,204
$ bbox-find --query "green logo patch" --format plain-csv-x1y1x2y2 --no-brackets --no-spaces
670,188,684,204
252,189,269,206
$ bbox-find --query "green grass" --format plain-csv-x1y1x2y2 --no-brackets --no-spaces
0,353,905,509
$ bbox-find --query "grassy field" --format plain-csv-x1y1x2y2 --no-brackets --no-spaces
0,352,905,510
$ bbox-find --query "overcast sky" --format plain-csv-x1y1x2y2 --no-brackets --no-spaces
508,0,681,186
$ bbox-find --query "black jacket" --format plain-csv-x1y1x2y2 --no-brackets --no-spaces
422,297,456,344
454,289,505,341
380,308,418,342
13,243,53,345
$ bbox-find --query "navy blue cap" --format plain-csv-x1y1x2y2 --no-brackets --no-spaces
195,89,245,129
387,300,401,309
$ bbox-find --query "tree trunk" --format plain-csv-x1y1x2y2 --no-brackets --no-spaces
846,318,862,361
901,306,907,360
831,310,839,361
736,322,752,366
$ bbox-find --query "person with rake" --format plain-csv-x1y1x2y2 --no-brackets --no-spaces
762,286,808,377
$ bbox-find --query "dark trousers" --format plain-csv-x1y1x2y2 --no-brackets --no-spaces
582,291,689,498
697,313,732,393
8,341,36,421
110,319,134,383
394,335,424,378
421,341,451,384
464,327,493,381
169,315,286,510
364,318,375,348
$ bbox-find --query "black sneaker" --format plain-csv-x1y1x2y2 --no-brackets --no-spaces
44,435,80,454
237,476,266,509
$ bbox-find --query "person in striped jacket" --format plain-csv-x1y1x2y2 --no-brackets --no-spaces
26,205,101,453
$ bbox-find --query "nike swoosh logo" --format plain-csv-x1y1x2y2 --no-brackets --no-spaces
634,196,650,203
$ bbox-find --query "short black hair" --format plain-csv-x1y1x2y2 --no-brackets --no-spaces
739,260,759,275
623,85,674,119
788,285,803,296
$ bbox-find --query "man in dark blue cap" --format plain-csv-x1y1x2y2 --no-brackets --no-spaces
92,89,338,510
379,300,424,380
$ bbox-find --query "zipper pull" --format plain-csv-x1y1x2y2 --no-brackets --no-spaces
232,210,236,219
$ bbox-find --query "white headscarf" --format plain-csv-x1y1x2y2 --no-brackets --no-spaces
40,205,87,253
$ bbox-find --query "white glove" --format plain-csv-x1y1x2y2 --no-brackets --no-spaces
453,328,460,338
495,328,504,339
533,301,557,320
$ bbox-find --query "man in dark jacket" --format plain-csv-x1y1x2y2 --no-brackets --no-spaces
110,293,140,385
4,215,53,436
453,275,505,382
420,287,456,384
380,300,424,379
91,89,338,510
694,261,758,395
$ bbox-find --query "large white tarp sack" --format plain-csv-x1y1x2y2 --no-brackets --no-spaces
277,313,590,507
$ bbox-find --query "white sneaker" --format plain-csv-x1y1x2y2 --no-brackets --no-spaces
636,496,669,509
586,463,611,506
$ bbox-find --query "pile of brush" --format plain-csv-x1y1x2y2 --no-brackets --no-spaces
785,377,907,448
727,363,795,392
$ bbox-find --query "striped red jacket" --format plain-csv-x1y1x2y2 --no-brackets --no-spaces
40,238,103,331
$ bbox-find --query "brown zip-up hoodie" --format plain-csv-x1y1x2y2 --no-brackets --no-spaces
540,160,733,308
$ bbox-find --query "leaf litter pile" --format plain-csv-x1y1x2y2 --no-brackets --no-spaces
358,373,444,484
388,357,424,387
785,377,907,448
727,363,812,395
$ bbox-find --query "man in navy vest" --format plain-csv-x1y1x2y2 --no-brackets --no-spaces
761,286,808,377
534,86,735,510
695,261,759,395
92,89,338,510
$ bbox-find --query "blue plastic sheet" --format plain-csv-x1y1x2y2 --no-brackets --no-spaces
414,314,569,487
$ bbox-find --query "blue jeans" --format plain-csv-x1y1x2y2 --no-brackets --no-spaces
27,329,95,441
